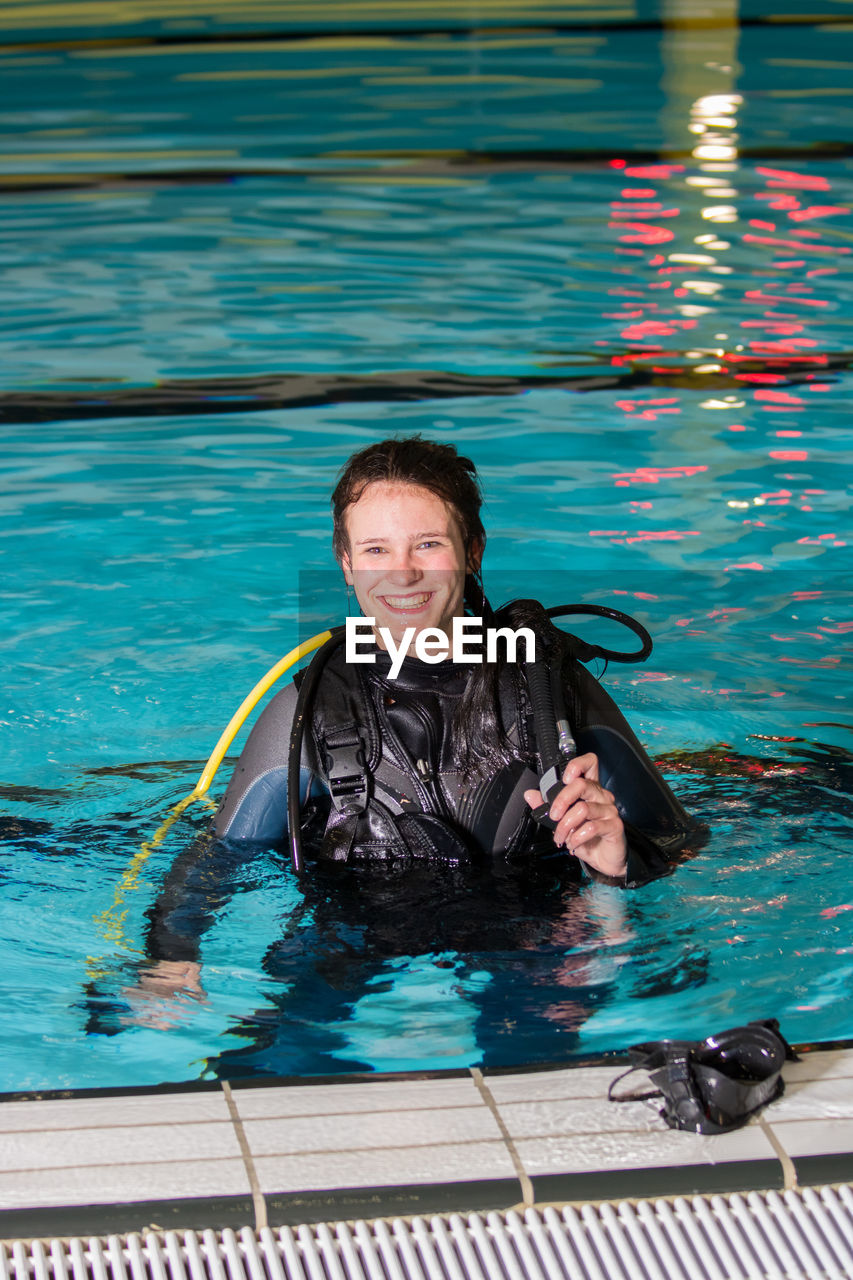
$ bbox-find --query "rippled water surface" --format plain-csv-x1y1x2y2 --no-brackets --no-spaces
0,1,851,1090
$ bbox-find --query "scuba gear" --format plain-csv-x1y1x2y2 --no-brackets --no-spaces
544,603,653,665
293,640,543,870
506,603,653,835
608,1018,797,1134
524,658,574,832
287,627,347,874
279,598,683,873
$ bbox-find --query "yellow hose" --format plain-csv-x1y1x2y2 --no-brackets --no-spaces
190,629,332,800
89,629,332,965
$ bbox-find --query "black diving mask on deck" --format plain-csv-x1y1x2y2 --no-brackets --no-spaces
608,1018,798,1134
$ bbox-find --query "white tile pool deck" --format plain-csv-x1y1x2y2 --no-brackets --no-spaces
0,1048,851,1241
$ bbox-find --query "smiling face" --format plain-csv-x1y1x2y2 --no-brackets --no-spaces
340,481,480,647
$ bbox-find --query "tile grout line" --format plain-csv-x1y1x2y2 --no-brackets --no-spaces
221,1082,268,1230
470,1068,534,1208
758,1116,798,1191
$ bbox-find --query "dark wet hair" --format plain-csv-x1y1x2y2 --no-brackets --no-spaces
331,435,485,563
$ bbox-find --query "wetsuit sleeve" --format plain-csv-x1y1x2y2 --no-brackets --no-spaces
143,835,254,963
214,681,326,844
144,683,327,963
569,661,703,886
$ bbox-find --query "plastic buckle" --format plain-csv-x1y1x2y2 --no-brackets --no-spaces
325,734,368,815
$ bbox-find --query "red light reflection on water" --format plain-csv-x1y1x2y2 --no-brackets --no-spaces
797,534,847,547
744,289,830,308
611,463,707,486
614,396,680,419
599,155,849,557
789,205,849,222
818,619,853,633
754,390,804,407
623,165,685,179
611,590,660,600
743,234,848,254
621,318,696,338
755,166,831,190
611,203,679,217
588,529,700,543
611,222,676,245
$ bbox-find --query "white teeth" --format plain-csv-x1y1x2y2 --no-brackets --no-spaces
383,594,431,609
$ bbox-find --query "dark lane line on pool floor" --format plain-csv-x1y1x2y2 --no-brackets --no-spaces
3,10,853,56
1,359,849,426
5,142,853,194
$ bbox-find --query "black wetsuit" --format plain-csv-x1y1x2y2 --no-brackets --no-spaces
140,645,701,1076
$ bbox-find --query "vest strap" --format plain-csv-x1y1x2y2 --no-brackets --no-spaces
323,726,369,815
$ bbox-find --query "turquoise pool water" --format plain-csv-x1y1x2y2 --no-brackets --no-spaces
0,2,851,1090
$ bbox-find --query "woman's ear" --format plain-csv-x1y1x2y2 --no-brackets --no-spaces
340,552,354,586
467,538,484,574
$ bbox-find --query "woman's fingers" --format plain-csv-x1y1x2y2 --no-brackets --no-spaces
524,751,627,876
555,801,622,850
545,774,614,825
561,752,600,785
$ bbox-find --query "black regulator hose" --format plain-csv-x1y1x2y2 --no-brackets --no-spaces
546,604,653,664
526,658,578,831
527,604,650,831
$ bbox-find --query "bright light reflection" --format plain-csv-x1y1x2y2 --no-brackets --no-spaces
684,280,723,294
702,397,745,408
694,94,742,115
690,92,741,172
694,144,738,160
702,205,738,222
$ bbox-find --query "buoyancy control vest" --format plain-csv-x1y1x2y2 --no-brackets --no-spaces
308,645,547,864
304,624,698,879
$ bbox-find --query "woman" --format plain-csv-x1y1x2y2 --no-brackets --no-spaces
214,436,694,884
133,436,699,1062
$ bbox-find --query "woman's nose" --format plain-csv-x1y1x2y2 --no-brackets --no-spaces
385,551,421,582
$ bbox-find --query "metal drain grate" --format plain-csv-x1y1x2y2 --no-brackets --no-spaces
3,1187,853,1280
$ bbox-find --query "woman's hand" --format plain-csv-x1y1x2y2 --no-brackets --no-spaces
120,960,206,1030
525,752,627,878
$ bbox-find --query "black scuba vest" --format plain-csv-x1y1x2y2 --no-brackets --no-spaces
303,639,696,872
306,647,548,864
